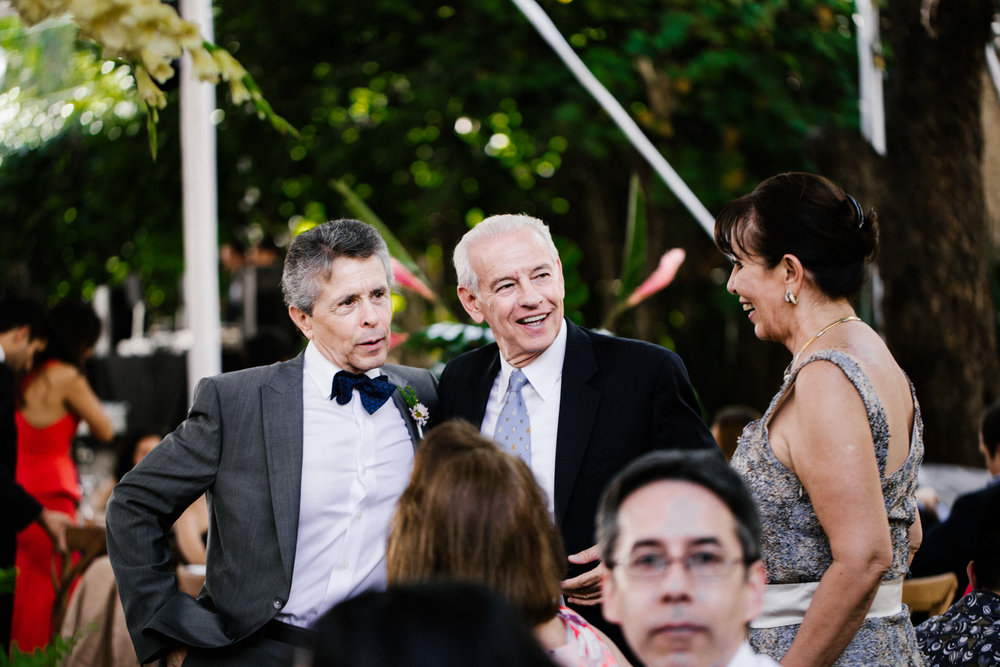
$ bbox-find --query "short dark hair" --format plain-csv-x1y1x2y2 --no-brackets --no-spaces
972,492,1000,591
597,450,761,566
714,172,878,299
0,292,49,341
711,404,761,461
311,581,555,667
980,401,1000,459
281,219,392,316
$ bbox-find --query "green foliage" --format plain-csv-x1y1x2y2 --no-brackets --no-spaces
0,566,14,594
0,0,860,411
618,173,648,300
404,321,494,375
0,16,140,157
1,624,94,666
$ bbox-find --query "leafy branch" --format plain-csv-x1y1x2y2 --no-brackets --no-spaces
10,0,297,157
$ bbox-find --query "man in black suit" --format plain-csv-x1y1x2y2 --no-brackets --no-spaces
0,294,73,651
911,401,1000,594
438,214,717,637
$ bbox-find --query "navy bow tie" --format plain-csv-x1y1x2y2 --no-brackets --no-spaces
333,371,396,414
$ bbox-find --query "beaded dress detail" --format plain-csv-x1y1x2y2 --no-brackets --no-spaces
731,350,924,665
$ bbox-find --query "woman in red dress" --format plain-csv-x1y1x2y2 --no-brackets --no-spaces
11,300,112,652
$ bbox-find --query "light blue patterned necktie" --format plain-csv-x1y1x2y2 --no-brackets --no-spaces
493,369,531,464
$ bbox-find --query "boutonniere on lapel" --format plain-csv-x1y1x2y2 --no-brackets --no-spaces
400,385,429,439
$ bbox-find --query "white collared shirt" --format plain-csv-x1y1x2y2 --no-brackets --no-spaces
277,341,414,627
481,318,567,515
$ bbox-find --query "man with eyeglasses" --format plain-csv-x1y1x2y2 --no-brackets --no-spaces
597,450,778,666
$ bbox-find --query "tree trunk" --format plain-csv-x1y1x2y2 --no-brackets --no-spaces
877,0,999,464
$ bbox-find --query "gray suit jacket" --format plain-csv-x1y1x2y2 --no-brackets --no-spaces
105,353,438,663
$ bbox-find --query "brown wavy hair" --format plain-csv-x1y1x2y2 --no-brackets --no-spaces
387,419,565,626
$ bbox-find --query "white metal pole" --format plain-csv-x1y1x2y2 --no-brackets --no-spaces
179,0,221,403
854,0,886,156
508,0,716,236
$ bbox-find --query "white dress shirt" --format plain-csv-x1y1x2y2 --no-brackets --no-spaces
277,341,414,627
481,319,567,515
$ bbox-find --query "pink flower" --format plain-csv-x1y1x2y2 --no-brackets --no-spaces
625,248,686,307
391,258,435,301
390,331,410,349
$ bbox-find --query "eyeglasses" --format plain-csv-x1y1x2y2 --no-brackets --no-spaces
608,549,744,582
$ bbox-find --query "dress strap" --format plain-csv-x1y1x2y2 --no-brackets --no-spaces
785,350,890,477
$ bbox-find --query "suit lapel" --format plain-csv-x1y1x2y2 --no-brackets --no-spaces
463,348,501,427
554,322,600,525
382,366,422,450
262,354,305,584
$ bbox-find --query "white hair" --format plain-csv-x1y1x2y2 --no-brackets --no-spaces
453,214,560,295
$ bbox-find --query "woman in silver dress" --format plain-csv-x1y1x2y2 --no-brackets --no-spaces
716,172,924,666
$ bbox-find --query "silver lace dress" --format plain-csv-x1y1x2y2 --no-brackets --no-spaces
732,350,924,666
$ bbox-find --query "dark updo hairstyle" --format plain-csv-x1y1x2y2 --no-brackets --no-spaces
714,172,878,299
35,299,102,369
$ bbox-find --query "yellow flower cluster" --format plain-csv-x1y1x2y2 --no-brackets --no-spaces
11,0,253,111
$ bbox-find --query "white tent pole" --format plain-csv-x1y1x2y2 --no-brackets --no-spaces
179,0,221,403
854,0,886,156
508,0,716,236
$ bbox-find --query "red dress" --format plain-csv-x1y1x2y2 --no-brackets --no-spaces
11,372,80,653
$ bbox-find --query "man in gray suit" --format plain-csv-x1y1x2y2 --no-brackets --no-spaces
106,220,438,665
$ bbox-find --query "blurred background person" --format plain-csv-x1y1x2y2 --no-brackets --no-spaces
716,173,923,665
710,405,761,462
312,581,557,667
387,419,629,667
1,292,74,654
910,400,1000,596
915,491,1000,666
58,427,209,667
11,298,113,652
91,429,208,566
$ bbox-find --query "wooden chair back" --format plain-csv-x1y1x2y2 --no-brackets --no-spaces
50,524,108,637
903,572,959,619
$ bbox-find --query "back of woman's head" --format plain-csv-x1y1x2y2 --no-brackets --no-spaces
387,419,565,626
38,299,102,368
714,172,878,299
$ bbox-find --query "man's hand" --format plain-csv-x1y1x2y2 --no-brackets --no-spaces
560,544,606,606
165,647,188,667
37,508,74,553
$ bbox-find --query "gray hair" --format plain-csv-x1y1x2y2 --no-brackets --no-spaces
597,450,761,568
281,219,392,316
453,214,560,295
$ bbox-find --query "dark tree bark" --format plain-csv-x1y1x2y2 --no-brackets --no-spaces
815,0,999,465
871,0,999,464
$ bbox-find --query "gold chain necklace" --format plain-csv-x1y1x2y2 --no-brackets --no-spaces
783,316,862,382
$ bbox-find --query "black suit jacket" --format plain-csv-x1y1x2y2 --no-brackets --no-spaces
439,320,718,567
910,481,1000,594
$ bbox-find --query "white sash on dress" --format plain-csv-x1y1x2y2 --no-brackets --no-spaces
750,578,903,629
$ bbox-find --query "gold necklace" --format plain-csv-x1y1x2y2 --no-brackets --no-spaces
783,316,862,382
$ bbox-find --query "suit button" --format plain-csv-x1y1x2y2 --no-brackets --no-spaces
272,598,283,610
